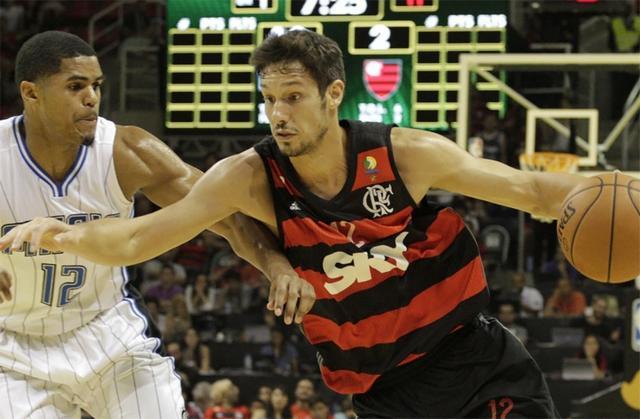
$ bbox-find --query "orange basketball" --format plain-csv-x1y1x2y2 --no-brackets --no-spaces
557,172,640,283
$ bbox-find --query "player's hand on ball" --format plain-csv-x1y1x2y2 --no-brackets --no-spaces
267,272,316,325
0,217,72,253
0,269,11,303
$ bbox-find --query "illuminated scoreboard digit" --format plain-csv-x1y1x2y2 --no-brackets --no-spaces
286,0,383,20
166,0,508,131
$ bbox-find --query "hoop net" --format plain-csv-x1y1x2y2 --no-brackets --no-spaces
519,152,580,223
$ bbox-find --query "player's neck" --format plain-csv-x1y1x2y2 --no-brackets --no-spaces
22,114,82,183
290,125,348,200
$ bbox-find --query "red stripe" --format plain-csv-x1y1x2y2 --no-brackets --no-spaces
268,158,302,197
302,256,486,348
367,75,400,83
282,218,351,248
397,352,425,366
282,206,412,249
320,364,379,394
405,208,466,263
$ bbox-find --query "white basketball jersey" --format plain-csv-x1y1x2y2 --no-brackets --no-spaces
0,116,133,336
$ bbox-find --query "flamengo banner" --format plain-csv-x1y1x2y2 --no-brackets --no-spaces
363,59,402,102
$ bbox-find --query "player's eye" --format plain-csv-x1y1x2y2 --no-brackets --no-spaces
263,96,275,104
289,93,301,101
92,83,102,91
69,83,83,91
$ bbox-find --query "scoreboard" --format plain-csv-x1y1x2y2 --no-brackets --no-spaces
166,0,508,131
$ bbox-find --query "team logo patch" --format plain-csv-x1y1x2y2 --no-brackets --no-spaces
362,184,394,218
364,155,379,181
363,59,402,101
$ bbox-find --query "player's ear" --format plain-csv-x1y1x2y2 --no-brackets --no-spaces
327,80,344,109
19,81,38,104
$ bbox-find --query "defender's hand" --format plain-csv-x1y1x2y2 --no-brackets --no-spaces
267,272,316,325
0,269,11,303
0,217,71,253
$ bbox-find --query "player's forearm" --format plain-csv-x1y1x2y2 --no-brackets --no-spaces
209,214,288,282
61,207,207,266
532,172,585,219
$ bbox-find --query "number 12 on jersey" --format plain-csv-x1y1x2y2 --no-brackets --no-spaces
41,264,86,307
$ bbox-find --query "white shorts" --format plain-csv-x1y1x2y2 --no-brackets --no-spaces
0,299,185,419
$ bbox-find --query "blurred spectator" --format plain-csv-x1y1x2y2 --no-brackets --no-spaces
544,277,586,318
577,334,609,380
310,396,332,419
0,0,26,32
164,295,193,342
290,378,315,419
182,328,211,373
333,396,356,419
142,250,187,292
144,296,166,333
256,385,272,407
146,264,184,308
573,296,622,344
501,271,544,318
269,386,291,419
472,113,507,163
205,378,250,419
186,273,216,315
36,1,66,31
167,341,198,388
176,234,211,277
496,303,528,345
187,381,212,419
250,400,268,419
219,269,248,314
256,328,299,376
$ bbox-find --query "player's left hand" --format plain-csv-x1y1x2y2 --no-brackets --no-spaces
267,271,316,325
0,269,11,303
0,217,72,253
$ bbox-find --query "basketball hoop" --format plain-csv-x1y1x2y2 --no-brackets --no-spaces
519,152,580,223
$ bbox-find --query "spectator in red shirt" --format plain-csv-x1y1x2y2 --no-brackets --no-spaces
544,277,586,318
290,378,315,419
205,378,250,419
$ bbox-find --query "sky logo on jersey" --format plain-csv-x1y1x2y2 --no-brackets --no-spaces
363,59,402,101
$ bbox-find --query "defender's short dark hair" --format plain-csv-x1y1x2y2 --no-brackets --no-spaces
15,31,97,86
250,30,345,95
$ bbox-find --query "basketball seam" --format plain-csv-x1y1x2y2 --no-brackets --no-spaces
606,173,618,284
569,177,604,267
628,182,640,217
562,183,640,206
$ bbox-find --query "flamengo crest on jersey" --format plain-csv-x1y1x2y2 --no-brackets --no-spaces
255,120,489,394
0,116,133,336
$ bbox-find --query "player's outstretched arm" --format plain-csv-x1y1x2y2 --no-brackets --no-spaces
117,127,306,297
394,128,585,219
0,156,241,266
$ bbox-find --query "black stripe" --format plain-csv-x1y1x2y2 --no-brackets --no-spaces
310,227,480,324
313,291,489,374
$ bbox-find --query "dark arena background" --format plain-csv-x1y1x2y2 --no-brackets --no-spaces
0,0,639,418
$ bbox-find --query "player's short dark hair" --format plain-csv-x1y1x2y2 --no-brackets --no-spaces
15,31,96,86
250,30,345,95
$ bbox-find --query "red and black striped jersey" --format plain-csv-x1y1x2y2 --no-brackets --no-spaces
254,120,489,394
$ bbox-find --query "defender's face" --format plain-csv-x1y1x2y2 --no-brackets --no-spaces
260,61,330,157
30,56,104,145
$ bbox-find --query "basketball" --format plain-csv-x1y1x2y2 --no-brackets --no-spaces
557,172,640,283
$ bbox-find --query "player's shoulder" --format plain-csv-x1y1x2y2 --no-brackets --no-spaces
390,126,450,162
114,124,156,150
211,148,266,183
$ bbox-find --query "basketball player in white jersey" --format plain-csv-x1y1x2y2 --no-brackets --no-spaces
0,31,313,419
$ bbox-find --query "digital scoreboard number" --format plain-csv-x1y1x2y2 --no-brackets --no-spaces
166,0,507,131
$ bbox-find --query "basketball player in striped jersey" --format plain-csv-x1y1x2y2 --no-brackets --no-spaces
4,31,598,417
0,31,313,418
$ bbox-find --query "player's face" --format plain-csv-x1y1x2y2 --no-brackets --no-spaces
32,56,104,145
260,61,333,157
